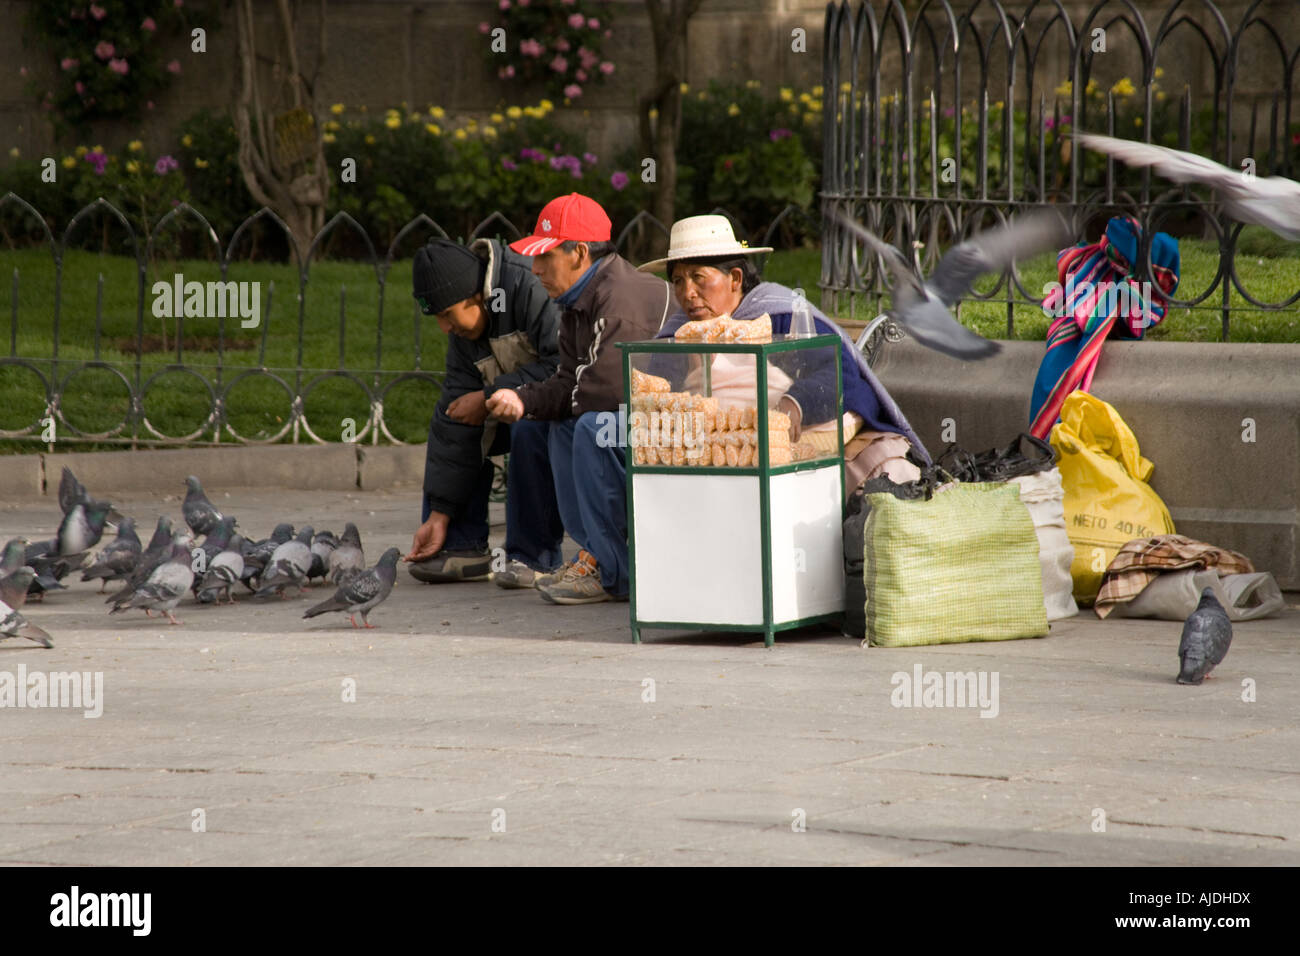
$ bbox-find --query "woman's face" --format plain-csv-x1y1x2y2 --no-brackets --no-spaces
670,263,744,321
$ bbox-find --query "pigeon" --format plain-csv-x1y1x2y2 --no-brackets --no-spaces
1177,587,1234,685
832,207,1074,359
1,597,53,648
197,535,246,605
104,516,174,605
22,540,68,600
304,548,400,628
1075,132,1300,241
0,538,27,577
80,516,142,591
57,467,124,528
241,523,293,590
254,526,314,598
191,516,237,595
328,522,365,586
307,530,337,585
183,475,224,537
0,567,36,611
108,538,195,625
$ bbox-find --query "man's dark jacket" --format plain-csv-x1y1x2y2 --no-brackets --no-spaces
516,253,672,420
424,239,559,517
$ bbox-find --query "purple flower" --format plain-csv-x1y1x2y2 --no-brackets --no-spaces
610,171,629,191
942,106,955,118
769,127,792,141
85,151,108,175
154,154,180,175
568,13,585,28
502,158,518,171
519,147,545,162
94,40,115,60
583,152,597,164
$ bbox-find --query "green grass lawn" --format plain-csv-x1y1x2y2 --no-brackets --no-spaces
2,233,1297,452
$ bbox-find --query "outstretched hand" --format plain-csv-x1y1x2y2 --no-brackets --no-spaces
405,511,449,563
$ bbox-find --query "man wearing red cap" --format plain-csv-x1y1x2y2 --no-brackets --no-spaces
486,193,673,605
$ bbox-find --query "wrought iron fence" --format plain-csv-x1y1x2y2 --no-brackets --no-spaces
819,0,1300,340
0,194,813,449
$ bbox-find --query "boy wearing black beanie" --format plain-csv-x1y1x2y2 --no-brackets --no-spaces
405,238,564,583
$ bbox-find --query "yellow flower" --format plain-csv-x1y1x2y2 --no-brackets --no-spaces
506,106,522,119
1111,77,1136,97
483,126,497,138
780,87,794,102
125,160,140,173
727,103,740,116
809,98,822,112
181,134,193,148
430,106,446,119
1156,90,1167,102
408,112,421,123
1134,117,1143,126
364,134,376,144
1055,79,1072,97
330,103,344,115
523,106,541,119
425,123,441,136
490,112,504,124
124,139,142,153
799,92,813,104
697,91,707,101
7,147,17,159
194,157,209,168
454,128,467,140
841,81,852,93
679,82,689,93
62,156,76,169
385,115,401,129
803,112,817,124
648,108,658,119
75,145,88,156
995,101,1004,110
93,144,104,153
322,133,336,144
788,103,799,114
324,120,340,132
539,98,554,113
1085,78,1098,95
1154,67,1165,78
811,85,823,96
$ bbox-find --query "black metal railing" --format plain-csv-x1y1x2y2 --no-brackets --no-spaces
819,0,1300,340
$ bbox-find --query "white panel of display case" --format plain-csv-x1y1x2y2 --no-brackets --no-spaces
769,466,845,622
631,473,764,625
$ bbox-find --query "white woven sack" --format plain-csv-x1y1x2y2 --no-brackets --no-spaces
1010,468,1079,621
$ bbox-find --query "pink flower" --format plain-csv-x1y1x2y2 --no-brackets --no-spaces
61,57,79,70
575,69,587,82
604,29,612,39
478,21,490,33
550,55,568,73
94,40,115,60
610,171,629,191
567,13,585,28
142,16,157,32
498,0,510,8
175,0,184,7
146,100,154,110
109,58,129,75
587,17,600,28
564,83,582,99
75,81,85,94
519,0,530,6
498,64,515,79
19,66,28,76
562,0,575,5
578,47,599,69
166,60,181,74
519,38,543,57
599,61,614,75
555,38,570,52
583,152,597,164
89,3,106,20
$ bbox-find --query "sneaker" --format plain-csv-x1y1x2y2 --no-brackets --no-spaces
537,551,613,605
491,559,566,590
408,548,492,583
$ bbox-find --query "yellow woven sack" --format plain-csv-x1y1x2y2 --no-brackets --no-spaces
1050,392,1175,604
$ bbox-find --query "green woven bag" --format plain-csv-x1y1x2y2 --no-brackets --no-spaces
863,482,1048,647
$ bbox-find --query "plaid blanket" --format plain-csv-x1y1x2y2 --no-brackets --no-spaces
1094,534,1255,618
1029,216,1180,440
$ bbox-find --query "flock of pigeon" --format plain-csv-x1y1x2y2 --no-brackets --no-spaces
1,469,401,649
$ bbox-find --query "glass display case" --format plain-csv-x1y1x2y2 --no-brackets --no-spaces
619,334,846,646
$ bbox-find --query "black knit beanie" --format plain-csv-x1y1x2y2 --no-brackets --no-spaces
412,240,487,315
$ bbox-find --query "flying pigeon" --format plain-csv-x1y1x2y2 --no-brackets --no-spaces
104,516,174,605
108,538,195,625
241,523,293,590
307,530,337,585
254,526,314,598
832,207,1074,359
81,516,142,591
304,548,400,628
1177,587,1234,685
1,597,53,648
1076,132,1300,241
57,467,124,528
328,523,365,586
197,534,246,605
0,567,36,612
183,475,224,537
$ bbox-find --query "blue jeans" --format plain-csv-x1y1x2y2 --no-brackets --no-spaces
423,421,564,571
545,411,629,598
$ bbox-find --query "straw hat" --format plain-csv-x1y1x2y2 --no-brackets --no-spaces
638,214,773,273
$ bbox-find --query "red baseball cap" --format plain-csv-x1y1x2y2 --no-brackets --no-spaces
509,193,612,257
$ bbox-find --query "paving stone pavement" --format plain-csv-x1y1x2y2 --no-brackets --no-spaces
0,485,1297,866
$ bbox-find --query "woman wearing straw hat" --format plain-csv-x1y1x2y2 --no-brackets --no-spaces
639,214,930,490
